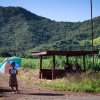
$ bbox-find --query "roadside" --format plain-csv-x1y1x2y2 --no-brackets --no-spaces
0,68,100,100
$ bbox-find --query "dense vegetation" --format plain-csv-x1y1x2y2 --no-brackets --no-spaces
0,56,100,93
41,72,100,93
18,66,100,93
0,56,100,71
0,6,100,57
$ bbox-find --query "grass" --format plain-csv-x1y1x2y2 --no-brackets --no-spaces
21,58,40,69
80,37,100,47
0,56,100,70
21,56,100,71
17,67,100,93
93,37,100,46
41,71,100,93
21,58,53,69
0,57,100,93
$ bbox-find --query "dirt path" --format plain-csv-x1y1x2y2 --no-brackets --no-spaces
0,71,100,100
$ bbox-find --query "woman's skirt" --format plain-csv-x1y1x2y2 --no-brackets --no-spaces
9,74,18,87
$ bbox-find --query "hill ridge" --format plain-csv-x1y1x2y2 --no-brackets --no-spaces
0,6,100,57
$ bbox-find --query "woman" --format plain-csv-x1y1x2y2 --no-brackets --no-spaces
9,62,18,93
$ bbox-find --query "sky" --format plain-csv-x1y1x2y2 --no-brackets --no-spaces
0,0,100,22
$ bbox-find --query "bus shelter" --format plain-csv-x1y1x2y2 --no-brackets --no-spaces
31,50,98,80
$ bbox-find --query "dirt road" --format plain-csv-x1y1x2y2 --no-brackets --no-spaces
0,71,100,100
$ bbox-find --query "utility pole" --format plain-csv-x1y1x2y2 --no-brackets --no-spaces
90,0,94,68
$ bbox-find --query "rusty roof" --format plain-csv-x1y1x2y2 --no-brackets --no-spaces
31,50,99,56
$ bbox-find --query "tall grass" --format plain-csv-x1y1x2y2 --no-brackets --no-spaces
21,58,39,69
21,58,53,69
0,56,100,70
41,72,100,93
1,57,100,93
0,57,5,62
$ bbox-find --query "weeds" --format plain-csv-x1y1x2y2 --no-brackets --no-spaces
41,71,100,93
0,57,100,93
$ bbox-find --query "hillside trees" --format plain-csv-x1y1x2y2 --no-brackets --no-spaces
0,6,100,57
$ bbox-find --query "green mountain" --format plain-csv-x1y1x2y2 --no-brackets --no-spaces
0,6,100,57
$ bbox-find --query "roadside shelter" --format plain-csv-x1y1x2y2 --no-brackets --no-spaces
31,50,99,79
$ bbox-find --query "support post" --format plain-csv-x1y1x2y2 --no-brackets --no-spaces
39,55,42,79
83,55,86,71
66,56,68,63
52,55,55,80
65,56,69,74
90,0,94,68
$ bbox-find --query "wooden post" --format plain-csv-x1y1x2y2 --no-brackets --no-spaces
65,56,69,74
52,55,55,80
66,56,68,63
83,55,86,71
39,55,42,79
90,0,94,68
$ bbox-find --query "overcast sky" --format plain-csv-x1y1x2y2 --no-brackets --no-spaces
0,0,100,22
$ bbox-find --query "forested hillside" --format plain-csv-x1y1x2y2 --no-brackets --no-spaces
0,6,100,57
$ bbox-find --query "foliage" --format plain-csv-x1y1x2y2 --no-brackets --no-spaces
41,72,100,93
0,56,100,93
0,51,11,57
0,6,100,57
21,56,100,71
0,56,100,71
17,66,100,93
